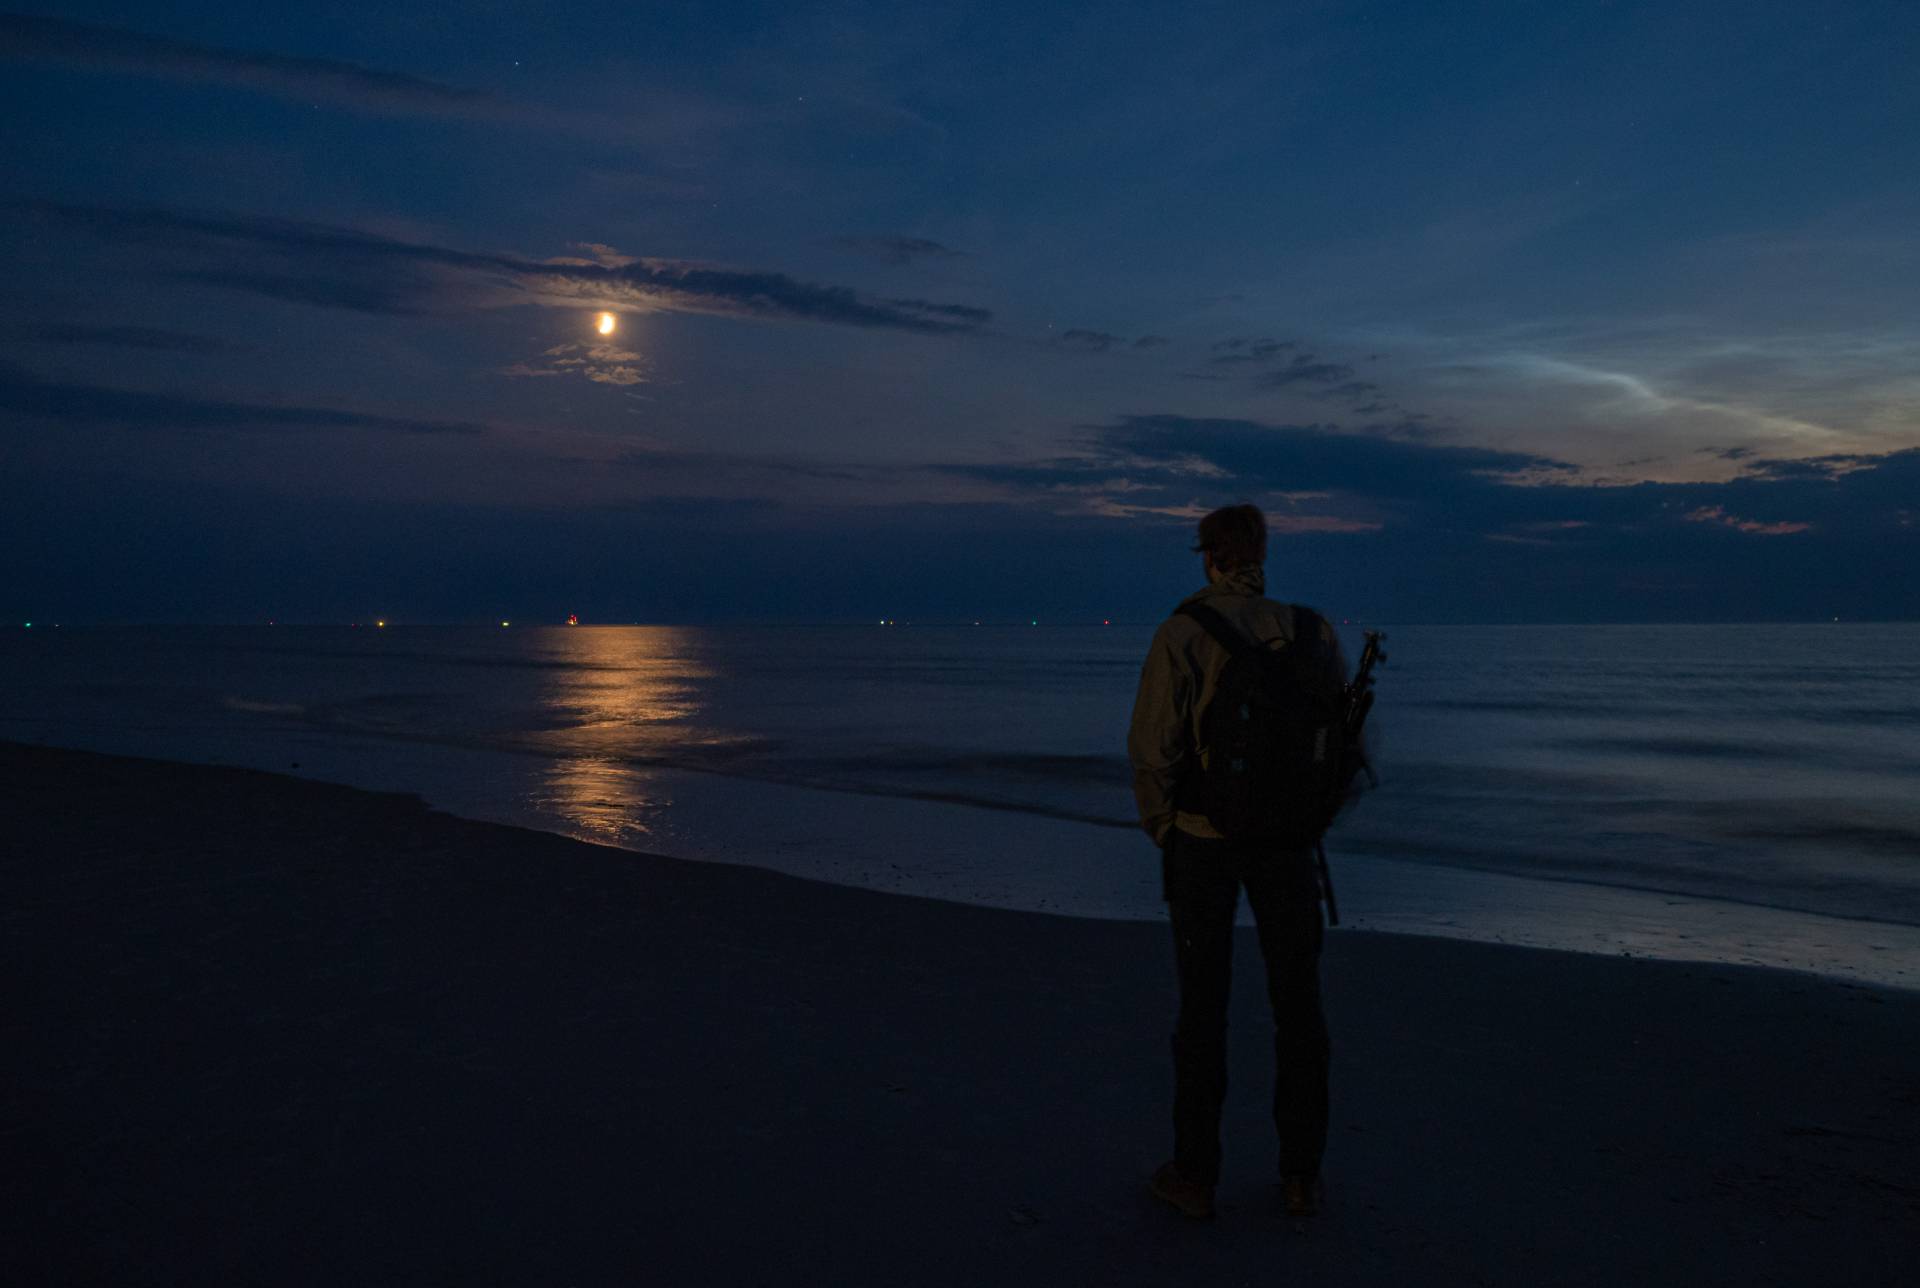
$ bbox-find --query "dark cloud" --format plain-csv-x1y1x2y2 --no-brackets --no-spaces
885,297,992,325
608,450,871,484
1097,414,1554,499
15,323,236,353
831,235,967,265
175,268,433,315
9,400,1916,622
1738,453,1881,481
1255,356,1357,388
1057,329,1125,352
1684,505,1811,536
590,265,987,333
934,416,1920,572
28,201,993,335
0,365,483,435
943,415,1558,505
1204,340,1381,402
1209,337,1297,364
1133,335,1169,348
0,14,498,117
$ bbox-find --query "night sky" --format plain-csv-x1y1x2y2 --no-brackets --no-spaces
4,2,1916,624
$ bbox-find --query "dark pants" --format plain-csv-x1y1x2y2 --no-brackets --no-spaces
1162,827,1330,1187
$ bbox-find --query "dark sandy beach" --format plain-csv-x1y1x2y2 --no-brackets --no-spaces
4,741,1916,1286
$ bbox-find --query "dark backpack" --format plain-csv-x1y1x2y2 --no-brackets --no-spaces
1175,600,1350,844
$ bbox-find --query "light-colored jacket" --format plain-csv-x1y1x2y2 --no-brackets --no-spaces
1126,564,1348,844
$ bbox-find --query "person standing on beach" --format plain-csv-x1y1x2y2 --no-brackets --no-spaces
1129,503,1344,1222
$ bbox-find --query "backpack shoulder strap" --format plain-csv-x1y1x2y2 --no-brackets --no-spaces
1289,604,1327,646
1176,601,1254,659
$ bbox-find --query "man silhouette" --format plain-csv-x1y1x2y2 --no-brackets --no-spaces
1128,503,1343,1221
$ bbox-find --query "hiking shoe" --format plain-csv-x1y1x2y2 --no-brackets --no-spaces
1280,1174,1323,1218
1149,1161,1216,1220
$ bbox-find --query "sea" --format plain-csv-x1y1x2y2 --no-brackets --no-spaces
5,622,1917,989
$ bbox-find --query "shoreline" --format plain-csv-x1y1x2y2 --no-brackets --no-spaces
547,774,1920,993
5,731,1918,990
5,740,1919,1285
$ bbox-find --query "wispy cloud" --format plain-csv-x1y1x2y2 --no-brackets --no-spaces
0,13,860,153
884,297,991,326
29,201,995,336
1254,356,1357,389
1189,337,1388,407
13,322,236,353
1057,328,1126,353
0,14,499,117
1051,329,1185,355
1390,319,1914,479
830,235,967,265
0,365,483,435
1209,337,1297,365
1683,505,1812,536
1323,380,1374,398
174,268,433,315
504,342,649,387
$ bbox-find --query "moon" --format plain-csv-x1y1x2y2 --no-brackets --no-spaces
596,311,617,336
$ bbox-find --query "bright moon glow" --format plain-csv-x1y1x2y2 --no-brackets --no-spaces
596,312,616,336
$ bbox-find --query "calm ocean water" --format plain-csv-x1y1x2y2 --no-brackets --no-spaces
5,623,1918,981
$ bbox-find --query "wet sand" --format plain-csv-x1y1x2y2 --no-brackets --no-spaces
4,740,1916,1286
